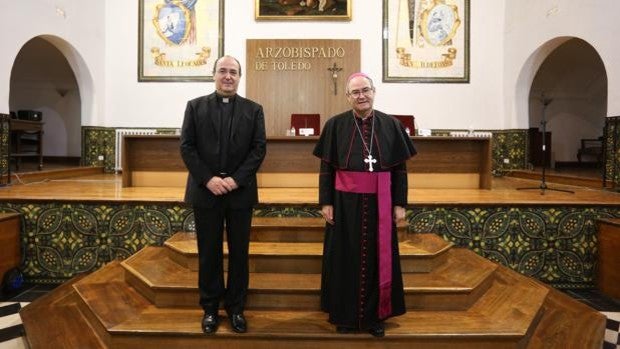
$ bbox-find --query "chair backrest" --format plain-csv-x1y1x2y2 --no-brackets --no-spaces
392,115,415,135
291,114,321,136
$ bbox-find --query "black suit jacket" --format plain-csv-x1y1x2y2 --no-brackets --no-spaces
180,92,267,208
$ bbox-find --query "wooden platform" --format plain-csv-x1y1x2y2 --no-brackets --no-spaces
20,217,605,348
1,172,619,205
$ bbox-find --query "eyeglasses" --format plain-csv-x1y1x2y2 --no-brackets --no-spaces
347,87,374,98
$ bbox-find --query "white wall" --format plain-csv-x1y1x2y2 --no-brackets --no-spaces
1,0,618,131
10,38,82,157
0,1,105,126
503,0,620,129
103,0,505,130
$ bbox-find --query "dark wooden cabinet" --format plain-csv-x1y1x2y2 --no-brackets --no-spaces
528,127,551,167
597,218,620,299
10,119,44,171
0,213,21,280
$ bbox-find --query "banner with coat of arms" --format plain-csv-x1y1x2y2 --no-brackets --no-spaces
382,0,469,83
139,0,223,81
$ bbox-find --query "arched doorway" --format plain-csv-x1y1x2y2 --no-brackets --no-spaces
9,37,82,171
528,38,607,177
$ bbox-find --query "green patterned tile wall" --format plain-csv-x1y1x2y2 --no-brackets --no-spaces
604,116,620,189
82,127,115,170
0,114,9,184
1,202,617,289
406,206,619,289
0,202,194,283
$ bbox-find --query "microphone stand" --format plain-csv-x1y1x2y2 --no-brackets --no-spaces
517,95,574,195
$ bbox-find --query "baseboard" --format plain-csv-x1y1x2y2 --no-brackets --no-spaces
555,161,601,169
42,156,81,165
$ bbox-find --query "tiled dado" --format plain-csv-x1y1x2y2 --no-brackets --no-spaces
0,114,9,184
81,127,528,175
604,116,620,189
1,202,618,289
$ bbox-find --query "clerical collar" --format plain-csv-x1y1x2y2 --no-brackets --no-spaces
353,110,374,120
215,93,236,104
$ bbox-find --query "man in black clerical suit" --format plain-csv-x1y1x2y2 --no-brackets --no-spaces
180,55,266,334
313,73,416,337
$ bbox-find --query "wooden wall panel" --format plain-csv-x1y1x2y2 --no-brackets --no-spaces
597,218,620,299
0,213,21,280
246,39,360,137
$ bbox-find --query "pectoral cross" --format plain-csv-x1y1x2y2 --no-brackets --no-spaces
364,154,377,172
327,62,343,96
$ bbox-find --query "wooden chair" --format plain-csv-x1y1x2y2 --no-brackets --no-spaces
392,115,415,135
577,137,603,163
291,114,320,136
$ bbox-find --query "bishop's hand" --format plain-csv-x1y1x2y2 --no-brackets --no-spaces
321,205,334,225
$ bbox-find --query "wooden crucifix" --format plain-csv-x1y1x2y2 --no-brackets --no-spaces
328,62,343,96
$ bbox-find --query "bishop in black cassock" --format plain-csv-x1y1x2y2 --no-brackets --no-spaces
313,73,416,336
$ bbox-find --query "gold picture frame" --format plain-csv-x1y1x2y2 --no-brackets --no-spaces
255,0,351,21
382,0,469,83
138,0,224,82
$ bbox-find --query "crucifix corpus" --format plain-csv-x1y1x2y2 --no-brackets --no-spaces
328,62,343,96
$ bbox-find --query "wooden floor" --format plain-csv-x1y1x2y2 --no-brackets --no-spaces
1,170,619,206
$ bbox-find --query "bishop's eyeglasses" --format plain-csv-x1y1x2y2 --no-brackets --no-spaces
347,87,374,98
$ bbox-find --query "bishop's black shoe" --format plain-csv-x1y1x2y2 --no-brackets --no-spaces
229,313,247,333
336,326,354,334
201,312,219,334
368,323,385,337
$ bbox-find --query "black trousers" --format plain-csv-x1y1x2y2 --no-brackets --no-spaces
193,204,252,314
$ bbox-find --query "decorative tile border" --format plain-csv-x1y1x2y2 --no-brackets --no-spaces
0,114,9,185
0,202,193,283
81,127,115,170
604,116,620,189
1,201,617,289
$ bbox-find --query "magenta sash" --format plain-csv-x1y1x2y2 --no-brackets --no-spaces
335,170,392,319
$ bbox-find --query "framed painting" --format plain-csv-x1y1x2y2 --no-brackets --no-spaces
139,0,224,82
255,0,351,20
383,0,469,83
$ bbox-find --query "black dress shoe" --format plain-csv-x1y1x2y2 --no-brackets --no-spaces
201,313,219,334
368,323,385,338
336,326,354,334
229,313,247,333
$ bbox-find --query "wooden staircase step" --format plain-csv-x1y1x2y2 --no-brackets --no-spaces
526,277,606,348
123,246,494,310
247,216,326,243
73,260,151,330
20,242,605,348
404,248,497,310
20,273,107,349
185,216,408,242
107,275,546,349
165,232,450,273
